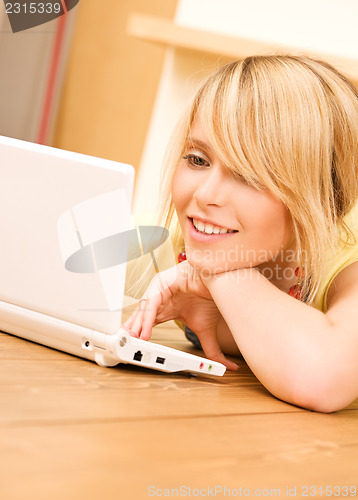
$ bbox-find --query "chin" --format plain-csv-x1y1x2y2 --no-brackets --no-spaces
185,253,240,275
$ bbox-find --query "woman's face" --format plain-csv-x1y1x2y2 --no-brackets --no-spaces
171,116,296,279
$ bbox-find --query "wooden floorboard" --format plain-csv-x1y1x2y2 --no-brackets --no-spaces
0,324,357,500
1,412,357,500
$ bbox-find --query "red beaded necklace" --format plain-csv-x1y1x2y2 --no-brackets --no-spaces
288,266,305,300
178,251,304,300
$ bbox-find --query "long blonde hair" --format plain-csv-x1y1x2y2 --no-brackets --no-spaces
158,55,358,305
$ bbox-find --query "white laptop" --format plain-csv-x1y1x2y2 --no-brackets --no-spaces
0,135,225,376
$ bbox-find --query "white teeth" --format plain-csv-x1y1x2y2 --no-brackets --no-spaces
192,218,235,235
204,223,213,234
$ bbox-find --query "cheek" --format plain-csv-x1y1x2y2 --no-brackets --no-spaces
248,197,292,247
171,164,192,213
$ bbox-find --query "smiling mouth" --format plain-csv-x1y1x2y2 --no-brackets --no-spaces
189,217,238,235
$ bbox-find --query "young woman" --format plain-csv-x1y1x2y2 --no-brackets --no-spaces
123,55,358,413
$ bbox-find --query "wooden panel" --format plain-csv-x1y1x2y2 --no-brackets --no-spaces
1,411,358,499
0,327,357,428
1,322,357,500
52,0,178,171
0,330,302,427
128,13,358,82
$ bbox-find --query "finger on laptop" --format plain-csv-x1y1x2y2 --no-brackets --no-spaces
122,300,145,337
199,332,239,371
138,293,162,341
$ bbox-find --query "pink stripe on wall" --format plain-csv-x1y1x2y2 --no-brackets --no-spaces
37,1,68,145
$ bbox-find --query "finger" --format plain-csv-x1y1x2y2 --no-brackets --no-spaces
122,310,138,331
122,317,137,336
217,355,239,371
120,325,138,337
200,335,239,371
139,294,163,341
204,348,239,371
122,306,141,332
129,298,150,337
123,298,148,336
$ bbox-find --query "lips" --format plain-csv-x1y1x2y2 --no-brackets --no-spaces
187,218,238,242
189,217,238,235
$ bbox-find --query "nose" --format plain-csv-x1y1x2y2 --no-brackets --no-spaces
193,165,229,207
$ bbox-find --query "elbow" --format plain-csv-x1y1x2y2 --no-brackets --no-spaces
290,394,347,414
284,374,356,414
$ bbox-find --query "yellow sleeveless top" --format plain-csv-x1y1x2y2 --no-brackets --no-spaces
312,203,358,313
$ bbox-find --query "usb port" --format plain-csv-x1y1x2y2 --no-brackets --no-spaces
156,356,165,364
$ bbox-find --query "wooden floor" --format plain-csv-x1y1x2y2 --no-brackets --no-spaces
1,320,357,500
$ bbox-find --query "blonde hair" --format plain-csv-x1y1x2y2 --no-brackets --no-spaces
158,55,358,306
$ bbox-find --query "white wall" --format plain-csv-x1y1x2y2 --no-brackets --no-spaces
176,0,358,59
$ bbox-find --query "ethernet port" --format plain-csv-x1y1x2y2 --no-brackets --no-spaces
133,350,143,362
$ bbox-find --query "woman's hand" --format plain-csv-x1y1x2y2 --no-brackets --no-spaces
122,260,239,370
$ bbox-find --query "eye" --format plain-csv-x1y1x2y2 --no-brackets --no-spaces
182,154,210,168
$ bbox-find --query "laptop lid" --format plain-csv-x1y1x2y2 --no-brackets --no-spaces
0,135,134,335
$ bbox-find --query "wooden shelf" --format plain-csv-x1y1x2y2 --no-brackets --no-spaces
127,13,358,81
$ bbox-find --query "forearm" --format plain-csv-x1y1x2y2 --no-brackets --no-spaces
207,268,352,412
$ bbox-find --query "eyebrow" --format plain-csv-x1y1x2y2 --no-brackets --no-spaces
186,137,213,151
